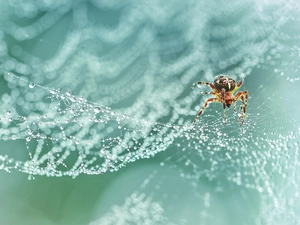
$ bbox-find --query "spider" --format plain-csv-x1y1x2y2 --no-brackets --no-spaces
192,75,248,126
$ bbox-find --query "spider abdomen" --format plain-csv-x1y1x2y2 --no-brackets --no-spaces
214,75,236,92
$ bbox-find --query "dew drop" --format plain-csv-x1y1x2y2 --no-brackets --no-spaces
26,137,31,142
94,107,101,113
50,89,57,94
69,97,76,102
27,174,35,180
29,82,35,88
66,90,72,96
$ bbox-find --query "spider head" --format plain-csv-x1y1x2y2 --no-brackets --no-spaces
214,75,236,92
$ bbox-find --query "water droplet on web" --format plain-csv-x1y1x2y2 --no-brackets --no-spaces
66,90,72,96
6,111,11,115
28,82,35,88
8,118,13,122
26,137,31,142
197,84,201,88
27,174,35,180
94,107,101,113
69,97,76,102
50,89,57,94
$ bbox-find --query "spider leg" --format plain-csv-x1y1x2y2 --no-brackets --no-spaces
231,79,243,95
201,91,215,95
192,81,217,92
237,80,243,88
220,88,227,123
234,91,249,126
223,103,227,123
193,98,219,125
233,102,237,113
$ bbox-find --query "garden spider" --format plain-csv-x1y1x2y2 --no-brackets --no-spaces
192,75,248,126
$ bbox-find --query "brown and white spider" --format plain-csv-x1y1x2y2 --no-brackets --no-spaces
192,75,248,126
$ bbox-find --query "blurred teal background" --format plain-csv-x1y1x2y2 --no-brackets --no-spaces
1,0,300,225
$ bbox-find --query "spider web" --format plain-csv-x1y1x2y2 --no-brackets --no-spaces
0,0,300,224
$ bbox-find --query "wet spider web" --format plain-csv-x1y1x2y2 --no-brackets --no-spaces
0,0,300,224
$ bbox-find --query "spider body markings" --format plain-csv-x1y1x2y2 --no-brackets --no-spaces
192,75,248,126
